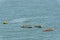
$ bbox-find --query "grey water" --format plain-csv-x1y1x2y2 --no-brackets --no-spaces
0,0,60,40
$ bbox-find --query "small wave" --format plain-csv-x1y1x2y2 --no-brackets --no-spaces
9,18,28,23
9,16,49,23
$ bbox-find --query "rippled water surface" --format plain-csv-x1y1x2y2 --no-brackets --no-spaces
0,0,60,40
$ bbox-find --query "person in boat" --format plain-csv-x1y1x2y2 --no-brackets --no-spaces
34,24,42,28
21,24,32,28
3,20,8,24
43,28,54,32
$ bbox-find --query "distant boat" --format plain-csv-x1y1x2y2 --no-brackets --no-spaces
34,24,42,28
21,24,32,28
43,28,54,32
3,20,8,24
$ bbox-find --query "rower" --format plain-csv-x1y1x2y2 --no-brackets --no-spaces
3,20,8,24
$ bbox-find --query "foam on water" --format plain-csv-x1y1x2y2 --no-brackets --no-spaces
9,16,59,24
9,16,49,23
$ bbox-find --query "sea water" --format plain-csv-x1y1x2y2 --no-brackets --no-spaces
0,0,60,40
